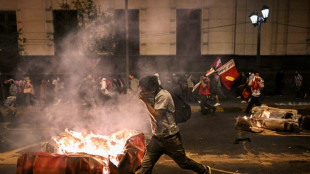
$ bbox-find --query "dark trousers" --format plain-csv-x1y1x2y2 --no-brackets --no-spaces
295,86,303,98
136,133,205,174
245,96,261,114
200,95,215,114
25,93,34,107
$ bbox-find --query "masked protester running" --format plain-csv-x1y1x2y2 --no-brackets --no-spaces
136,75,211,174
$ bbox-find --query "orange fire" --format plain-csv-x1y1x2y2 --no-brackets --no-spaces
261,110,270,118
53,128,138,171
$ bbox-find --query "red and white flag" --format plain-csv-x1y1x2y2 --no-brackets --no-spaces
206,68,215,77
217,59,239,90
212,56,222,69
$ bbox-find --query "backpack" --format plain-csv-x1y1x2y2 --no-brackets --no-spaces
170,92,191,124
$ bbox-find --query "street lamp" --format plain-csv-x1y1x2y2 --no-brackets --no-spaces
249,5,269,71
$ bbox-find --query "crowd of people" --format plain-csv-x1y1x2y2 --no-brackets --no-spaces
0,73,142,118
0,69,306,120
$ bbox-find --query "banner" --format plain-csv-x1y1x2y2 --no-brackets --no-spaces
212,56,222,69
206,68,215,77
217,59,239,90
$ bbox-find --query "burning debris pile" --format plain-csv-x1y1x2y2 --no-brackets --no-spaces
235,105,302,133
16,129,145,174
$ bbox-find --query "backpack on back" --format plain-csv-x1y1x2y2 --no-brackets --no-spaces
170,92,191,124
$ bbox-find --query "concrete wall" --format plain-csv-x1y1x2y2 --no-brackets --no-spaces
15,0,55,56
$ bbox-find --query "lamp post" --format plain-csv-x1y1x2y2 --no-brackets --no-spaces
249,5,269,71
125,0,129,91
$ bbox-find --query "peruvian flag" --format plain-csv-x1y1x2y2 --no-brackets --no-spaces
212,56,222,69
217,59,240,90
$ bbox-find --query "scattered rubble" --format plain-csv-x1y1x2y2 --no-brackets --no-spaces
235,105,302,133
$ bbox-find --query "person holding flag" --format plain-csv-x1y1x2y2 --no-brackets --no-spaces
198,74,216,115
192,58,240,107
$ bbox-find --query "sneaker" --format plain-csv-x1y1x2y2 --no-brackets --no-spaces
203,166,212,174
241,100,247,103
214,103,220,106
237,96,241,99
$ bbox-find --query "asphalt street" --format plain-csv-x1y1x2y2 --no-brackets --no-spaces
0,96,309,174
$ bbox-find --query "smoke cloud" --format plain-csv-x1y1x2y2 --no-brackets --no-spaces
10,7,152,146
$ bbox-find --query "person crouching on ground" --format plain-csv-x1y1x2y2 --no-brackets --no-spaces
136,75,211,174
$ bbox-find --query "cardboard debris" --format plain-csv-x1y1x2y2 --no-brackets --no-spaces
236,105,302,133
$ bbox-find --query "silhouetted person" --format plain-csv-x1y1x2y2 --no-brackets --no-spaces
294,70,303,99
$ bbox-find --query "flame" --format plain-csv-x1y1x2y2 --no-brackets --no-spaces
53,129,137,169
262,110,270,118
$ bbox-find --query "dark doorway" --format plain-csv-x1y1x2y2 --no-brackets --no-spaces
0,11,18,72
53,10,78,55
177,9,201,56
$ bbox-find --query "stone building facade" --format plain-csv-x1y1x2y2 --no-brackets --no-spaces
0,0,309,95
